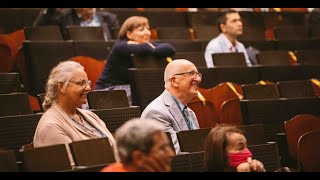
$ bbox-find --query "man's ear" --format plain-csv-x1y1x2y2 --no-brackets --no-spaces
220,24,226,33
170,77,179,88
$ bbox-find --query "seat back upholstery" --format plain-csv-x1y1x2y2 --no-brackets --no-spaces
69,137,115,167
297,130,320,172
284,114,320,162
87,90,129,109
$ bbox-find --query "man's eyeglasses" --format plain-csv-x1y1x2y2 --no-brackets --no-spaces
173,71,202,79
69,80,91,88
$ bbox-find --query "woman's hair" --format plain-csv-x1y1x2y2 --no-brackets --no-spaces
118,16,149,40
42,61,84,111
205,124,244,172
115,118,165,164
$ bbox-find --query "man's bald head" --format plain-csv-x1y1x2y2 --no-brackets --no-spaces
164,59,195,88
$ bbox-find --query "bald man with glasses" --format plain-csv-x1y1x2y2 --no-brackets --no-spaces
141,59,201,154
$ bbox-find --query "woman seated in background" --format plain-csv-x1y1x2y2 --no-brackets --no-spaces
94,16,176,105
205,125,265,172
33,61,120,165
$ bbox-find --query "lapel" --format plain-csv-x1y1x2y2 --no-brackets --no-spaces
161,90,189,131
52,104,89,135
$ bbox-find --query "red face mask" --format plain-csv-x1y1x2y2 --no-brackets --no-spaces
227,148,252,167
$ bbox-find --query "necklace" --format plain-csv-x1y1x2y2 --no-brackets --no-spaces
69,114,95,134
68,112,106,138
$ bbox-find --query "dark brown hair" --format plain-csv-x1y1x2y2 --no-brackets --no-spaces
216,9,239,32
204,124,244,172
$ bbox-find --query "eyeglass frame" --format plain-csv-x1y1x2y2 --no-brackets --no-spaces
69,79,92,88
173,71,202,79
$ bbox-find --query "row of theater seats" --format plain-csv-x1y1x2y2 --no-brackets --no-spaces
2,116,318,172
1,114,319,172
128,67,320,109
19,24,320,42
169,114,320,172
1,9,317,40
0,74,319,171
0,137,116,172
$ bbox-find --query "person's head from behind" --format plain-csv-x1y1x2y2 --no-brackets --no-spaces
118,16,151,43
217,10,243,38
75,8,96,20
205,125,252,172
164,59,202,104
43,61,91,111
115,118,175,172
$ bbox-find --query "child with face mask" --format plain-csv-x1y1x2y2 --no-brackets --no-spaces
205,125,265,172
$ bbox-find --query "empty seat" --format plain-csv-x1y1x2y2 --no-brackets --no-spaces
242,84,280,100
156,27,192,40
0,73,22,94
177,124,267,153
158,39,202,52
69,137,115,167
128,68,164,110
174,52,206,67
249,142,281,172
258,65,305,82
211,53,247,67
171,151,206,172
256,50,291,66
277,39,320,51
91,107,141,134
24,26,64,41
187,100,219,128
238,26,265,41
193,25,219,41
0,93,33,116
20,144,72,172
72,41,115,60
284,114,320,163
177,128,212,152
297,130,320,172
66,26,105,41
146,11,188,28
296,50,320,65
220,98,243,125
187,12,220,26
0,114,42,150
241,98,320,142
277,80,316,98
131,55,168,68
0,150,19,172
274,25,307,40
87,90,129,109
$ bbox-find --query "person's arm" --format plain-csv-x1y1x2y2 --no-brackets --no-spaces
35,123,72,147
142,109,180,154
152,42,176,57
112,41,154,56
204,42,219,68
